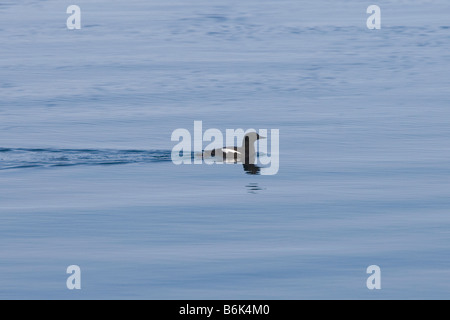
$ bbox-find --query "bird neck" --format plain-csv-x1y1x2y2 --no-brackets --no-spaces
241,137,257,164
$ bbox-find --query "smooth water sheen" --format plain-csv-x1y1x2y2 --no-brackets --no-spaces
1,0,450,299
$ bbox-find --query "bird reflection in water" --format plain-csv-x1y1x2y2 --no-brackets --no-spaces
243,163,261,175
246,183,265,194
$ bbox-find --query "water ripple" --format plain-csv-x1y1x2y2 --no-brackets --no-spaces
0,148,173,171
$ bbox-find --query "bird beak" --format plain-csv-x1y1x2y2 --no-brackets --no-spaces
259,136,266,140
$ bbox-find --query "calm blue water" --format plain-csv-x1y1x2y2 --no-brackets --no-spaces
1,0,450,299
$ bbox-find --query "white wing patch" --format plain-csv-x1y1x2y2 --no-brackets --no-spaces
221,148,241,155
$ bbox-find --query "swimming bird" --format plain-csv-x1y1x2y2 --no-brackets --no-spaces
202,132,265,164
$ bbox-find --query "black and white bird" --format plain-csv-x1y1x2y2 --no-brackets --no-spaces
202,132,265,164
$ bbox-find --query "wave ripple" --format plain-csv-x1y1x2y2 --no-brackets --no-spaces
0,148,173,170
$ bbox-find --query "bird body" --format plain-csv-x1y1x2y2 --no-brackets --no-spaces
202,132,265,164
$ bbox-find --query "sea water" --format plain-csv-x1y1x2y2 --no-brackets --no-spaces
1,0,450,299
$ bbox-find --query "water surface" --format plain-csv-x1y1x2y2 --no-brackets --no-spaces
1,0,450,299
